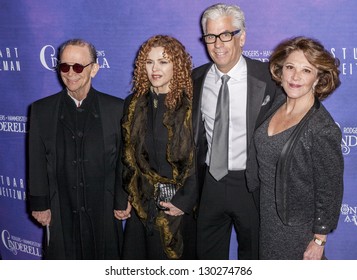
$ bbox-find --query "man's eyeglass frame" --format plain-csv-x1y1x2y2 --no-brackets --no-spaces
202,29,241,44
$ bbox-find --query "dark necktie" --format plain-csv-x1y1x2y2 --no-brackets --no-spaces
209,74,230,181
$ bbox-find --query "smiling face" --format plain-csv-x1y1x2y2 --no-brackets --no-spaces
145,47,173,94
205,16,246,73
281,50,319,101
60,45,99,100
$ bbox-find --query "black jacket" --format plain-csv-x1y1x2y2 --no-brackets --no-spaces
28,88,126,259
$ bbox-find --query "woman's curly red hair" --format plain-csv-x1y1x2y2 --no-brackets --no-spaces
132,35,193,109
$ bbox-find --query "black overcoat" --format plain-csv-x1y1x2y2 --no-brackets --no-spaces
28,87,127,259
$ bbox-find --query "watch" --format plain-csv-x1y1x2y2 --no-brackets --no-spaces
313,237,326,246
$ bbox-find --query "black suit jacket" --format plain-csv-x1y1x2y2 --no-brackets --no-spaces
192,56,279,194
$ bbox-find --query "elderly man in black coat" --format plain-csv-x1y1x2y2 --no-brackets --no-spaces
28,39,126,259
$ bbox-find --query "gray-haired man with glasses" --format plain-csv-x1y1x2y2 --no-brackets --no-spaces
192,3,280,259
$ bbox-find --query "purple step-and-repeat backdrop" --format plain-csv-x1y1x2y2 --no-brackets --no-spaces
0,0,356,260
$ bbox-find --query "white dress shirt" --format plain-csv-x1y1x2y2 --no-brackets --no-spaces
201,56,248,170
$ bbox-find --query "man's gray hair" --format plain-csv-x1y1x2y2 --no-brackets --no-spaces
201,3,246,34
59,38,97,63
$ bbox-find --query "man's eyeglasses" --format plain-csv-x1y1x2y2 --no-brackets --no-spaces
202,29,241,44
58,62,94,73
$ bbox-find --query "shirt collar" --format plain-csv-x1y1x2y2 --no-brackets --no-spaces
213,55,246,83
67,91,84,107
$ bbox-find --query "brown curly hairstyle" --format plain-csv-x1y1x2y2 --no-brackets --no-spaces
132,35,193,109
269,36,341,100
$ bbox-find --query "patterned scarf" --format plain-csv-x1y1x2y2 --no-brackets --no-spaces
122,92,194,259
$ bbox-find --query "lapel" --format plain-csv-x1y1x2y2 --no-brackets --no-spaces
262,93,286,123
192,63,212,145
246,73,266,142
96,90,122,169
50,91,64,140
43,91,64,182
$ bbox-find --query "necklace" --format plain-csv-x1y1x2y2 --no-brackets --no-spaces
153,98,158,108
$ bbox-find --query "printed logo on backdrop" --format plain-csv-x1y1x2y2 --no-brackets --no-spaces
243,47,357,75
336,122,357,155
0,114,27,134
1,230,42,257
243,49,272,62
40,44,110,71
331,47,357,76
0,175,26,201
0,47,20,72
40,45,58,71
341,204,357,226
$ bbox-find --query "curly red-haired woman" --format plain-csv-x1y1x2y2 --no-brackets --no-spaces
115,35,197,259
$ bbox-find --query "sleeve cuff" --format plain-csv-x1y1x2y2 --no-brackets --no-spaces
29,195,50,211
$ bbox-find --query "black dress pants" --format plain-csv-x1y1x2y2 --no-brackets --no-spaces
122,207,197,260
197,169,259,260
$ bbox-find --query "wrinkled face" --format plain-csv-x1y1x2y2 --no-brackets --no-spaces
205,16,246,73
145,47,173,93
60,45,98,98
281,50,318,100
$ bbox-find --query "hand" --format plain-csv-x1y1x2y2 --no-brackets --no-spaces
114,202,132,220
32,209,51,226
160,202,184,217
303,235,326,260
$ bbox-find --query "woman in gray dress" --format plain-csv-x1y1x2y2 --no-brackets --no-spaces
246,36,343,259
